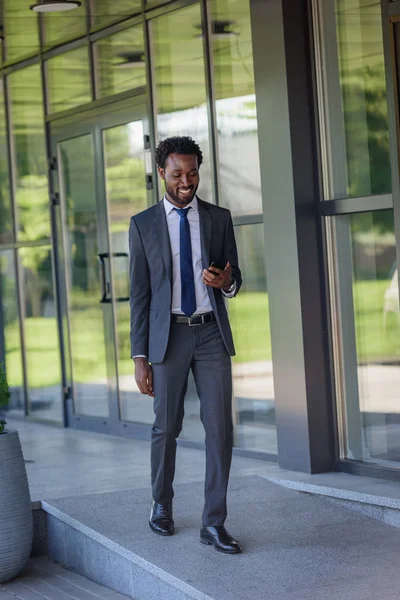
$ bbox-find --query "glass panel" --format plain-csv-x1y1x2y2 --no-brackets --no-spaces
316,0,391,199
47,46,92,113
102,121,149,423
211,0,262,216
8,65,50,242
43,2,87,48
20,245,62,422
0,80,13,244
168,223,277,453
230,223,276,453
342,210,400,465
4,0,39,63
152,4,213,201
0,250,25,416
60,134,109,418
94,26,146,99
91,0,141,28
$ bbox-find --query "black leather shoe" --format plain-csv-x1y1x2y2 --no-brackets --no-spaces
200,526,242,554
149,501,174,536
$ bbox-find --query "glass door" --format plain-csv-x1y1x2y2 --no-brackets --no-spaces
57,131,113,420
51,102,153,432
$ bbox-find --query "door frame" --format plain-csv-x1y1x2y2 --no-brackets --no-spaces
49,95,157,435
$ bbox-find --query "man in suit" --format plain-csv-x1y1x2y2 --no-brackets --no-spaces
129,136,242,554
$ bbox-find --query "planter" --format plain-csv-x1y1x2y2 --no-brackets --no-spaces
0,430,33,583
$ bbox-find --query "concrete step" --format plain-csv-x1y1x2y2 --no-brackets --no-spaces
35,475,400,600
264,470,400,528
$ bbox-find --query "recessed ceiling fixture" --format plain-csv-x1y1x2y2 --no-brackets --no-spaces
30,1,81,12
115,52,145,69
195,20,238,40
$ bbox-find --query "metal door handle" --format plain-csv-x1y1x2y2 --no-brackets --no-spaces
98,253,111,304
98,252,129,303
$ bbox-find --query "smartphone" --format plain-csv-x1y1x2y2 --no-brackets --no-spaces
209,261,226,275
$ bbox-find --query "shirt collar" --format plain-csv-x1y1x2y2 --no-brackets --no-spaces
163,195,198,215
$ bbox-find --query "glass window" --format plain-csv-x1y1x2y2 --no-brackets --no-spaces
0,80,13,244
151,4,214,202
46,46,92,113
339,210,400,465
91,0,141,29
316,0,391,199
0,250,25,416
4,0,39,63
94,26,146,99
211,0,262,216
19,245,62,422
43,2,87,48
180,222,277,453
229,224,276,453
8,65,50,242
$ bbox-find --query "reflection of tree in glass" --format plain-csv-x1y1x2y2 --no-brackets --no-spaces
342,64,391,199
105,124,147,230
20,246,52,319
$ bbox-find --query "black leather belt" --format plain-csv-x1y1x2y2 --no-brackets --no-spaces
171,312,215,326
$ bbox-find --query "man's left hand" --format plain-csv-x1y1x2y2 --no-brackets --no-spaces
203,262,233,291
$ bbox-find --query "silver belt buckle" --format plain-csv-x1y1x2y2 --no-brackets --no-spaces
189,314,204,327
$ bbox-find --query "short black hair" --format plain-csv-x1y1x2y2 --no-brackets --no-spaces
155,136,203,170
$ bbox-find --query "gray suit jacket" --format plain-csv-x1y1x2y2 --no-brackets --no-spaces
129,198,242,363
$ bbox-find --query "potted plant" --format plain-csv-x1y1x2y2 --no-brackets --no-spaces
0,363,33,583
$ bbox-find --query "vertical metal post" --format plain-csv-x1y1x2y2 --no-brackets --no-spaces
250,0,334,472
200,0,221,205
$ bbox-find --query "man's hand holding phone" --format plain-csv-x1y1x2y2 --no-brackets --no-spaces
203,261,233,291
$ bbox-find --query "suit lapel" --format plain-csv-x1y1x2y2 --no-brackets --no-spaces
153,200,172,283
198,198,212,270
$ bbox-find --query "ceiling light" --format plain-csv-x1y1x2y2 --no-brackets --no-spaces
195,20,238,40
115,52,145,69
30,1,81,12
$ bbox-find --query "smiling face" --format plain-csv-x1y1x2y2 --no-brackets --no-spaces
158,153,200,207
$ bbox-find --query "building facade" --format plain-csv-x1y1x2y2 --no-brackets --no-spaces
0,0,400,479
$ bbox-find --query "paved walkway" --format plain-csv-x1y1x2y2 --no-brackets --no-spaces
6,419,400,599
0,557,128,599
8,418,273,502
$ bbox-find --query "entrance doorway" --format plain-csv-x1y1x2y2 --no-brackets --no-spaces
50,99,155,435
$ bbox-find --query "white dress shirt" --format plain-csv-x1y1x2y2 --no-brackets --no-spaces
132,196,236,359
164,195,213,315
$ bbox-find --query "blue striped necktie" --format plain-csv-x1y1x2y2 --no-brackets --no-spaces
174,207,196,317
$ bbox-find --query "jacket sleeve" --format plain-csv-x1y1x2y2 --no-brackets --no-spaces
224,210,242,296
129,216,151,358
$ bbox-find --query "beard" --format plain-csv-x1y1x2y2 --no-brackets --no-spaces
164,181,198,206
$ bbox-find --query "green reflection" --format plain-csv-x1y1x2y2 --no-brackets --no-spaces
0,251,24,412
336,0,391,196
95,26,146,99
47,46,92,113
152,4,213,200
91,0,141,28
43,1,87,48
60,134,109,417
0,81,13,244
211,0,262,216
152,5,207,114
103,121,147,422
351,211,399,362
4,0,39,63
8,65,50,242
20,246,62,420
